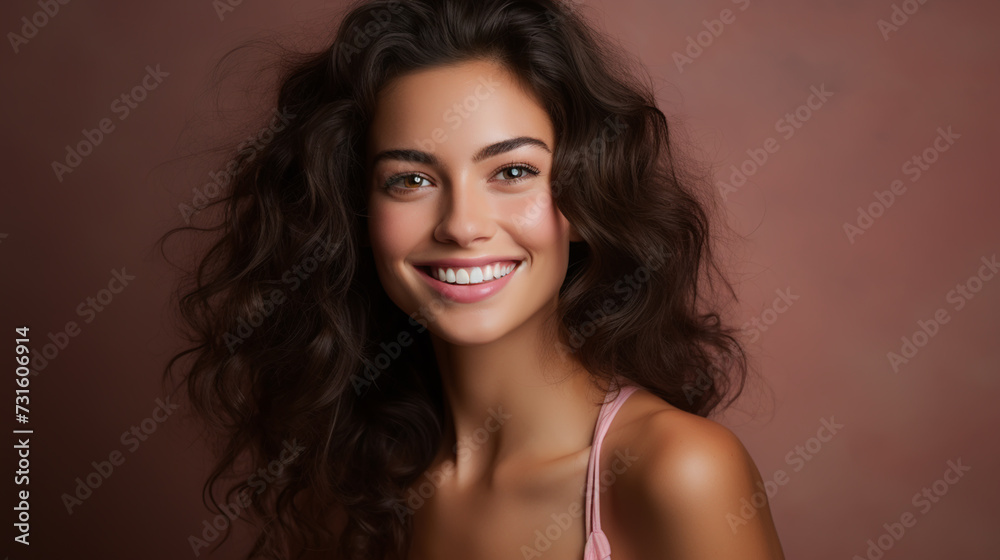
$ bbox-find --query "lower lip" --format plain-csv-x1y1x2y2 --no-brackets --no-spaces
415,262,521,304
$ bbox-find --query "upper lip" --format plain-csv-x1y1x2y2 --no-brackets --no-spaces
413,256,524,268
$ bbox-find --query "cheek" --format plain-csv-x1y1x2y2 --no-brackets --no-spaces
367,199,423,263
501,191,569,247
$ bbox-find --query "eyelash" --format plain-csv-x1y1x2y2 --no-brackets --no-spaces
381,162,541,194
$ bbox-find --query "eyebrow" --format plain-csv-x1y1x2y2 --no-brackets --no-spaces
369,136,551,168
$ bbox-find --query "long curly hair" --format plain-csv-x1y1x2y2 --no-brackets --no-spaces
159,0,754,558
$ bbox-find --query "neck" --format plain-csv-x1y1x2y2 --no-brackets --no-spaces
429,298,608,488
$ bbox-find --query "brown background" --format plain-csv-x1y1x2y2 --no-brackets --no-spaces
2,0,998,558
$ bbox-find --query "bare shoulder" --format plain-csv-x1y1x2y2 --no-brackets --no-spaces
610,388,758,501
629,393,755,490
608,388,785,559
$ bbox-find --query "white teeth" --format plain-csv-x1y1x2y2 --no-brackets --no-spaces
430,262,518,285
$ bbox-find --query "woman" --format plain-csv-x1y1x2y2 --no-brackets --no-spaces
162,0,785,558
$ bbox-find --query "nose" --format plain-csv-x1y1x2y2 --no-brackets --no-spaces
433,176,497,247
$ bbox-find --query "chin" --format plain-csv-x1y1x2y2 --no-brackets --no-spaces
425,315,516,346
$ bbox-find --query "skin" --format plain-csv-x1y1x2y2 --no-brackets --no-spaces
363,58,784,559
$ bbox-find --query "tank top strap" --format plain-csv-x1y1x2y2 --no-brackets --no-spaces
584,381,640,559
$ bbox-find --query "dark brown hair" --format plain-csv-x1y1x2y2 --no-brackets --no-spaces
160,0,753,558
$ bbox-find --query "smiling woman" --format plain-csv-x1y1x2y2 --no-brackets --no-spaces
159,0,784,559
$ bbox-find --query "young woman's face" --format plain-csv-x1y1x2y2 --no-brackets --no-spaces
365,58,580,345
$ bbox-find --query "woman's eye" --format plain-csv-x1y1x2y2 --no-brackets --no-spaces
400,174,428,189
382,164,540,194
384,173,430,192
493,164,539,183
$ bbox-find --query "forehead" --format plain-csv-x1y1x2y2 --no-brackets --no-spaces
366,59,553,164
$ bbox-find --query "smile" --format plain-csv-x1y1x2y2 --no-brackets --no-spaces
415,260,522,303
426,261,517,285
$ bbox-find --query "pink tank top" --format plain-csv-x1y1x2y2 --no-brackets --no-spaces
583,382,640,560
